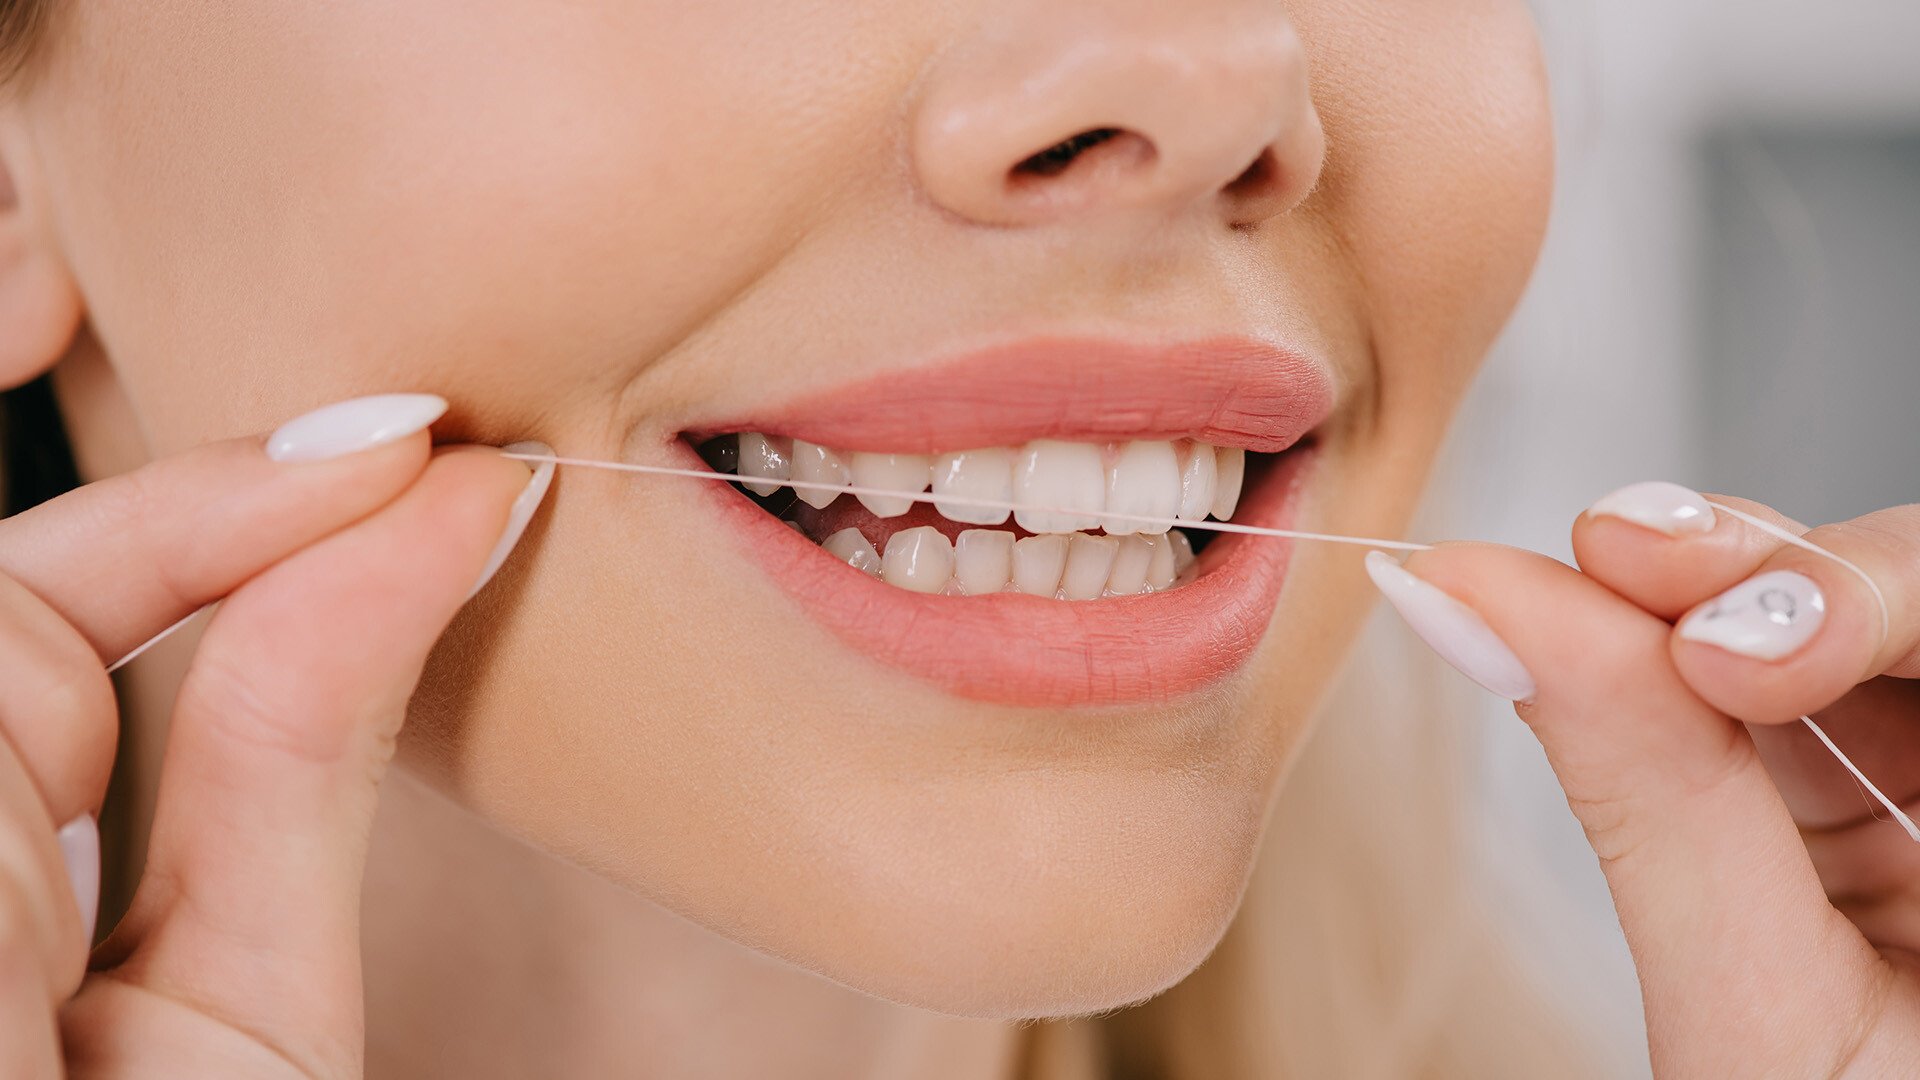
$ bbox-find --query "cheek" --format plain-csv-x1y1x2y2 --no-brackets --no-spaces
33,0,915,448
1296,0,1555,418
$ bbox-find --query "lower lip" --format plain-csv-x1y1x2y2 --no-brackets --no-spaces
688,445,1318,709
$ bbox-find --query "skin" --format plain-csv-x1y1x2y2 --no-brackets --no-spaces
0,0,1560,1075
1399,505,1920,1077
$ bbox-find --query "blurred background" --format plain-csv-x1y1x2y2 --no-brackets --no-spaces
1414,0,1919,1072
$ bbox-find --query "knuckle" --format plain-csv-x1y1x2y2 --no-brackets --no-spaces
30,649,116,741
1564,793,1643,865
0,576,121,804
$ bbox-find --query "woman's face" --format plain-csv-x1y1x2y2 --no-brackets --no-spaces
3,0,1551,1016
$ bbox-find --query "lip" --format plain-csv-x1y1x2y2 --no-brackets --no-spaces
676,335,1333,708
687,334,1333,453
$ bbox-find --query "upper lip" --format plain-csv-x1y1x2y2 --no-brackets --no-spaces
683,334,1334,453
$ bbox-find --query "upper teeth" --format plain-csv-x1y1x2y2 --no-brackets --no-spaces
734,435,1246,532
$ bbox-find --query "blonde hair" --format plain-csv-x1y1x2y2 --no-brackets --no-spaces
0,0,48,80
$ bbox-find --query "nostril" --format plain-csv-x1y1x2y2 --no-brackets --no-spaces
1220,146,1305,226
1012,127,1125,178
1004,127,1158,209
1223,149,1275,199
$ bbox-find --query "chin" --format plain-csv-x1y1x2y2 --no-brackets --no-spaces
721,747,1272,1020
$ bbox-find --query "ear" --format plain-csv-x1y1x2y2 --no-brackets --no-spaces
0,115,83,389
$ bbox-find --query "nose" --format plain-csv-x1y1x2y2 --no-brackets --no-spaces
911,1,1325,229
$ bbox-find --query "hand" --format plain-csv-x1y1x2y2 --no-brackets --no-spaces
1368,483,1920,1077
0,396,536,1078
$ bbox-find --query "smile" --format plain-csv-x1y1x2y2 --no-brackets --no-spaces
700,434,1246,599
674,335,1333,707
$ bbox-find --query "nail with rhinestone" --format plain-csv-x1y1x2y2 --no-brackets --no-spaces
1678,570,1827,661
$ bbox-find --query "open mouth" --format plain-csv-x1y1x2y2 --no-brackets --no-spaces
696,434,1257,599
672,335,1332,708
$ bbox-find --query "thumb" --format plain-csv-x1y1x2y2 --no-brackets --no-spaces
98,447,543,1074
1367,544,1886,1077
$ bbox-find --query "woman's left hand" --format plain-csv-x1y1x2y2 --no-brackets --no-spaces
1370,486,1920,1077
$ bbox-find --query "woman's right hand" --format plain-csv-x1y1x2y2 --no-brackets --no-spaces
0,395,535,1078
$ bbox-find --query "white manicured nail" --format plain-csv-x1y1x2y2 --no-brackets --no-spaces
1365,551,1536,702
467,442,556,600
58,815,99,944
266,393,448,462
1587,481,1716,536
1678,569,1826,661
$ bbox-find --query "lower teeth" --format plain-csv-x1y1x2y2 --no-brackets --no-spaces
822,523,1199,599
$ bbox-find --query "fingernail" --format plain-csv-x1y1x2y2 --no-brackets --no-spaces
265,393,449,463
467,442,556,600
1586,481,1716,536
1677,569,1826,661
58,815,99,944
1365,551,1537,702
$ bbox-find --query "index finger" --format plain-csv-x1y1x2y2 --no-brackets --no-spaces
1573,484,1805,621
0,393,448,664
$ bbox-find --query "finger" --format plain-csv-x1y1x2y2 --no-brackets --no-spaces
0,731,88,1005
1368,545,1882,1075
0,574,116,826
100,447,533,1074
0,940,60,1080
1574,483,1801,620
1671,503,1920,725
1573,487,1920,828
0,393,447,665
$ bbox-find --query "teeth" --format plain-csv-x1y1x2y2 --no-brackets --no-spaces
1176,442,1217,521
1060,533,1120,601
1106,535,1155,595
791,440,851,509
1168,530,1197,573
828,525,1197,599
1103,440,1181,536
724,431,1246,599
738,433,792,496
933,448,1015,526
1013,440,1105,534
1012,534,1069,597
953,529,1014,595
1211,447,1245,521
851,452,932,518
881,526,953,593
822,527,883,576
1144,533,1177,590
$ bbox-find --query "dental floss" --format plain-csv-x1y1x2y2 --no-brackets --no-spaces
106,606,205,673
1798,714,1920,843
498,451,1436,552
100,459,1917,845
1705,500,1892,644
1697,501,1915,841
483,459,1920,843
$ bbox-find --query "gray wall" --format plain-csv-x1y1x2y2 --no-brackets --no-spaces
1701,126,1920,523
